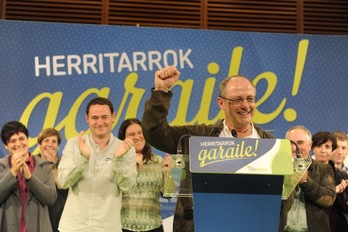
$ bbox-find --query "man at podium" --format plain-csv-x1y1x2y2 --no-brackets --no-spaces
142,66,291,232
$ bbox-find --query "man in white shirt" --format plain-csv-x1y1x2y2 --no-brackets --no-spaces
58,97,137,232
141,66,279,232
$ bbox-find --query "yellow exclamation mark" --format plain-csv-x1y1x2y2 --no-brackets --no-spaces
283,39,309,122
254,139,259,156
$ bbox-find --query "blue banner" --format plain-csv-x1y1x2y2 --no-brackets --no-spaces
1,20,347,157
1,19,347,227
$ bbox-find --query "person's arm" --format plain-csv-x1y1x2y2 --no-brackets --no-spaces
141,67,220,153
300,162,336,207
333,170,348,213
142,66,185,153
142,89,216,153
51,159,64,189
57,137,89,189
142,89,179,153
25,159,57,205
0,164,18,205
110,140,137,193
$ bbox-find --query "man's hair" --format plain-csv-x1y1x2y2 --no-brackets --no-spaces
332,131,348,142
218,75,255,97
37,128,62,145
117,118,153,163
86,97,114,115
311,131,337,151
285,125,312,141
1,121,28,145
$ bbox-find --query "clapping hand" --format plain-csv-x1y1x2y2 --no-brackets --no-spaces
10,148,31,179
114,138,134,158
336,179,348,194
42,146,59,165
21,162,32,179
10,151,25,177
78,130,91,159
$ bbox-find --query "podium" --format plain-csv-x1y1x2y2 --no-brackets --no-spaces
163,136,311,232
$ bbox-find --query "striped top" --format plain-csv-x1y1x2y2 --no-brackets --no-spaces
121,154,164,231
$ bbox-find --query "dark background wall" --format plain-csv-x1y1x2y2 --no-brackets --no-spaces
1,0,348,35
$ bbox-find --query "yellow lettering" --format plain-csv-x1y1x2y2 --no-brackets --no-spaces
198,149,208,167
219,146,226,159
196,143,259,167
22,88,111,153
169,79,193,124
228,46,243,76
23,72,145,154
225,147,236,159
116,72,145,124
190,77,222,124
244,146,253,157
170,77,223,126
208,148,218,160
20,92,63,151
18,41,308,157
252,72,286,124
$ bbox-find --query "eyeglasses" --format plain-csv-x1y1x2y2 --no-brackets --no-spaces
219,96,257,105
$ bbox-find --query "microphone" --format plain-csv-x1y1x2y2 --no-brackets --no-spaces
231,129,238,138
176,134,192,154
289,140,301,158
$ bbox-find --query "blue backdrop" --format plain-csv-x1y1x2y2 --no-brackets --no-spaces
1,20,347,154
1,18,348,224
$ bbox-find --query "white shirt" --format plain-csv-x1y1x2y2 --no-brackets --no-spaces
57,134,137,232
344,159,348,173
220,120,261,138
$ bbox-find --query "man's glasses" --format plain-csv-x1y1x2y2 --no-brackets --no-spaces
219,96,257,105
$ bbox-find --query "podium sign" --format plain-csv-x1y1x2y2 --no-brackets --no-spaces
189,136,293,175
188,136,294,232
